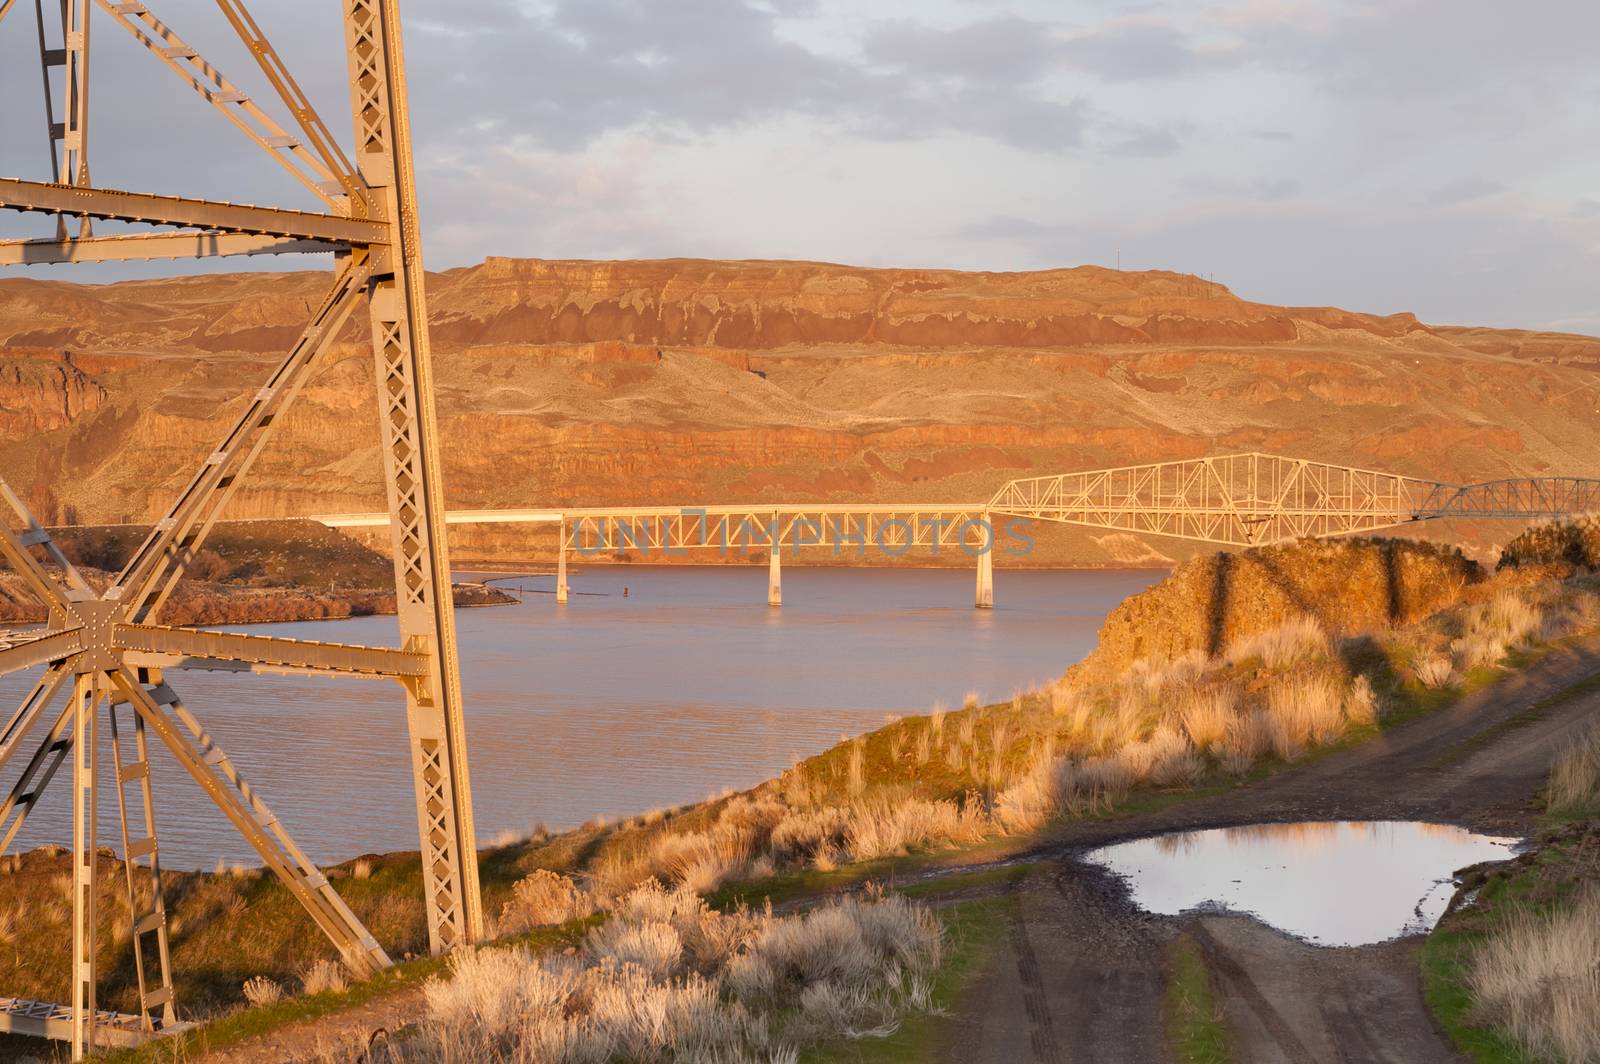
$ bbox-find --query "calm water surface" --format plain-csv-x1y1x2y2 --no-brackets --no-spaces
2,566,1155,869
1085,821,1520,946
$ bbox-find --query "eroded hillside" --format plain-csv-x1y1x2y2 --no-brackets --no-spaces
3,259,1598,565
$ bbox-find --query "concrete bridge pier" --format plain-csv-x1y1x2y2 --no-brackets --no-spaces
556,523,569,604
976,544,993,609
768,538,782,607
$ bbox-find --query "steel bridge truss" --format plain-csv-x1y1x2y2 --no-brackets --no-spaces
0,1,479,1058
561,505,997,556
986,453,1600,547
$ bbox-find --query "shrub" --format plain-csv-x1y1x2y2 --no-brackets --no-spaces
397,892,940,1063
499,869,594,935
241,976,284,1007
585,919,683,980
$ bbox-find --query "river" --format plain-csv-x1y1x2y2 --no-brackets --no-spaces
0,566,1156,869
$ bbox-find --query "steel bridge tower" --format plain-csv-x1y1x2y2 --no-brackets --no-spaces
0,1,478,1056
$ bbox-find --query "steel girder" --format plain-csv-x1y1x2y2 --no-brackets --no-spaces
0,1,479,1056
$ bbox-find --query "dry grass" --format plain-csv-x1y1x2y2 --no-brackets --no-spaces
1226,615,1330,670
1220,710,1270,775
1178,687,1234,752
1415,655,1458,690
1344,674,1380,726
843,798,988,861
1467,890,1600,1063
1264,674,1346,759
1548,720,1600,817
301,958,348,996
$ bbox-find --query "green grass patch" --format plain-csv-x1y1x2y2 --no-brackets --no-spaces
1164,933,1230,1064
1420,930,1530,1064
1420,816,1600,1064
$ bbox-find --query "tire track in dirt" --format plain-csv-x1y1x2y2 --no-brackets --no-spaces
1006,884,1064,1064
1190,922,1318,1064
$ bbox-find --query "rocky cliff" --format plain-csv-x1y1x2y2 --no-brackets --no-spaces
2,258,1597,566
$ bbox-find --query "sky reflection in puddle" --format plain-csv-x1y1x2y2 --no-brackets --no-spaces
1084,821,1519,947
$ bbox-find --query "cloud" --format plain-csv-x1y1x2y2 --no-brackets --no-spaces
401,2,1111,156
2,0,1598,332
1430,177,1505,206
945,215,1076,241
862,15,1066,85
1058,22,1234,81
1185,175,1301,200
1101,123,1190,158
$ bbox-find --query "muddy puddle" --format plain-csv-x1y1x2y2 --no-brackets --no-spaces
1085,821,1519,946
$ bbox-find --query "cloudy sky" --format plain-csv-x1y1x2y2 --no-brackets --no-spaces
2,0,1597,330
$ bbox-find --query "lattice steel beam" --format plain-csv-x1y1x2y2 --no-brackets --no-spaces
112,257,372,623
92,0,346,206
0,629,85,677
215,0,365,206
0,231,336,264
562,505,996,555
343,0,481,954
987,455,1600,545
115,624,429,681
0,177,386,243
108,670,391,974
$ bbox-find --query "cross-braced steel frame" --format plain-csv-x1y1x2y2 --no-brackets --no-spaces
986,453,1600,547
0,1,479,1056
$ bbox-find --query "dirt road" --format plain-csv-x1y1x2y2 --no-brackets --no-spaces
937,640,1600,1063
